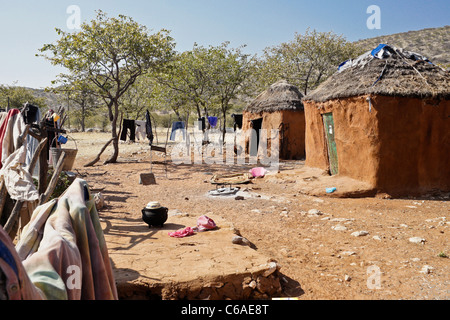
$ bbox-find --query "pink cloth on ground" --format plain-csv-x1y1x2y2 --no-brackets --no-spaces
249,167,267,178
168,227,195,238
168,216,217,238
196,215,216,232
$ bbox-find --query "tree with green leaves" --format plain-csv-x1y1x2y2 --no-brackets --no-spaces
0,84,47,110
38,11,175,164
207,42,255,141
120,76,154,121
154,42,254,141
57,81,100,132
154,44,215,122
257,28,364,95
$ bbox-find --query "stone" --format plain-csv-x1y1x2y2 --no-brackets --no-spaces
232,235,243,244
332,225,348,231
280,210,289,217
262,262,279,277
308,209,322,216
409,237,426,244
351,231,369,237
94,192,105,210
420,265,434,274
232,236,251,247
330,217,353,222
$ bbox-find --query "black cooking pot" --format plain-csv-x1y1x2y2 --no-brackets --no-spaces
142,207,168,228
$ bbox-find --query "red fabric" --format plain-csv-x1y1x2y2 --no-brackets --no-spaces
0,109,20,168
168,215,217,238
168,227,195,238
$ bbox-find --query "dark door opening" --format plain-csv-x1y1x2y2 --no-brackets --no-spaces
250,118,263,157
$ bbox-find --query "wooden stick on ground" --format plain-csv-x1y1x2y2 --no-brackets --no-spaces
84,138,114,167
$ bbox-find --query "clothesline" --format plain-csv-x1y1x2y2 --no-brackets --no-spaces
120,113,244,146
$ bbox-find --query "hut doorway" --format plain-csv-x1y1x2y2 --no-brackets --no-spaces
249,118,263,156
322,113,339,175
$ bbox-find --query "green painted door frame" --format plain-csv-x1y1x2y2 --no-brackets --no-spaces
322,113,339,175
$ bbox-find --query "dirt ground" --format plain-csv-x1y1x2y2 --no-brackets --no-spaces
69,132,449,300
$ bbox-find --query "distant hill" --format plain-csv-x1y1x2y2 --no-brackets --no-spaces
27,87,62,108
355,25,450,67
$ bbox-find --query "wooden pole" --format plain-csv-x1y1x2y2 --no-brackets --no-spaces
39,151,66,206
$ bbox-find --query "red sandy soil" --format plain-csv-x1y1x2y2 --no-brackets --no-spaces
70,132,449,300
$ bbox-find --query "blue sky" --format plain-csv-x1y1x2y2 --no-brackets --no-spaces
0,0,448,88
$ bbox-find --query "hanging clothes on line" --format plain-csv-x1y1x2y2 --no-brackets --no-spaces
22,104,41,177
170,121,186,141
145,110,154,146
134,121,146,141
22,104,40,125
0,109,25,169
207,116,218,128
43,109,58,163
120,119,135,142
197,117,206,131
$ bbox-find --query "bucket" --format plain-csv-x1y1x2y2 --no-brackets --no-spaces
50,136,78,171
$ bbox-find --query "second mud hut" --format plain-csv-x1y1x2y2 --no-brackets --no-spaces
242,80,305,160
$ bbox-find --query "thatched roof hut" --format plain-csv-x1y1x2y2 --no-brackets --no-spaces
303,44,450,196
305,44,450,102
242,80,305,160
245,80,304,113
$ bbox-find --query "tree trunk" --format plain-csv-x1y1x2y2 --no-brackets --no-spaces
221,104,227,144
195,104,202,119
81,100,86,132
104,101,120,164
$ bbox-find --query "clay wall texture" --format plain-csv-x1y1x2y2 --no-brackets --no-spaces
242,110,305,160
304,95,450,195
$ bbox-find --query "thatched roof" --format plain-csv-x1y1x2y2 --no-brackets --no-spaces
304,44,450,102
245,80,304,113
